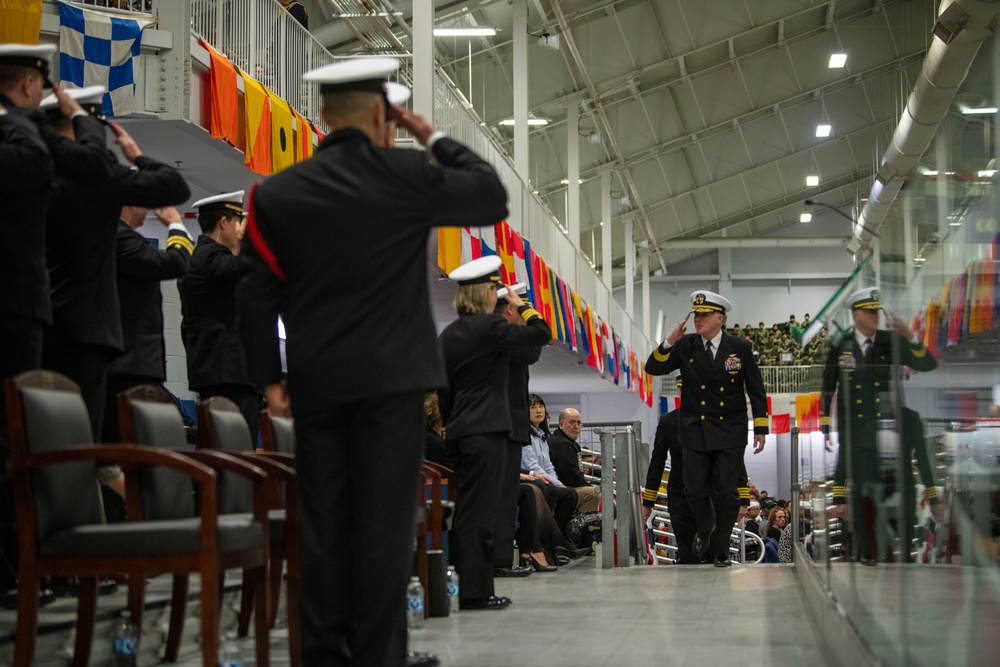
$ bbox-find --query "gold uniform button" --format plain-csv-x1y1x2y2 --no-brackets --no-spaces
856,399,862,404
875,398,880,403
719,387,724,392
720,401,725,406
700,401,706,406
855,385,861,390
689,358,694,363
700,415,705,420
874,382,880,387
877,412,882,417
701,385,706,389
719,416,724,420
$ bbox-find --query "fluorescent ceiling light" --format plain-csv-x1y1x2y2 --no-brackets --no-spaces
806,175,820,186
828,53,847,68
913,257,926,262
799,212,812,223
434,27,496,36
962,107,998,115
978,169,997,177
949,220,962,227
924,170,939,176
815,124,832,137
559,179,583,185
498,118,549,126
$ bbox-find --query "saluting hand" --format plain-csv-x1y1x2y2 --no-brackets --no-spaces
885,310,913,339
389,105,435,146
666,313,689,346
506,290,525,309
753,434,765,454
109,122,143,164
51,84,84,119
153,207,181,226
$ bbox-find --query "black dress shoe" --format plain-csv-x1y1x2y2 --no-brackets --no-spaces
556,555,571,566
522,556,557,572
405,650,440,666
494,565,532,577
714,559,731,568
556,545,592,559
692,525,714,558
461,595,512,610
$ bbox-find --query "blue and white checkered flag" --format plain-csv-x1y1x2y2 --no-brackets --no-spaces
57,1,154,117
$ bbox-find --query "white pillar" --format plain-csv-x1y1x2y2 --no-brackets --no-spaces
718,248,733,298
513,0,528,180
903,189,914,285
601,171,612,291
412,0,434,122
641,250,650,341
153,0,191,120
567,102,580,244
625,217,635,319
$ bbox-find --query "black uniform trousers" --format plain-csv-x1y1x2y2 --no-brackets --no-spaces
197,383,261,449
41,343,113,442
683,446,745,561
295,392,424,667
0,316,43,589
493,440,524,567
668,507,699,564
448,432,506,601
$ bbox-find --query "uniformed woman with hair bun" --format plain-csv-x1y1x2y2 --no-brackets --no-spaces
438,255,551,610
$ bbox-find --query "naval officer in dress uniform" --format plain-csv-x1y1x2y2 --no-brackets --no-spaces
237,58,508,666
821,287,940,563
438,256,552,607
644,290,769,564
179,191,260,447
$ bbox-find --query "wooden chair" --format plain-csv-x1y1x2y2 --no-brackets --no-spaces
421,461,454,552
115,384,275,664
5,371,268,667
201,398,301,667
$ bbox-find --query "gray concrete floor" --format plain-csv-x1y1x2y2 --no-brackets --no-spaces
175,559,834,666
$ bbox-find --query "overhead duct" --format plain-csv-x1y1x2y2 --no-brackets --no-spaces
664,237,847,250
856,0,1000,244
315,0,479,50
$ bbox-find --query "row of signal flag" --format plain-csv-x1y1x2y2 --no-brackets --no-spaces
669,393,823,435
202,40,323,176
438,224,654,407
913,232,1000,357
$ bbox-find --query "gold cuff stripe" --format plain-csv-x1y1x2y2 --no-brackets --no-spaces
910,345,928,358
652,346,671,362
643,489,659,502
738,487,749,498
833,486,846,497
821,416,831,426
925,486,938,498
521,308,541,321
167,235,194,254
754,417,769,427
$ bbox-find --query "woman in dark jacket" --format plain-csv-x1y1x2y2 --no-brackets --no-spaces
438,256,551,610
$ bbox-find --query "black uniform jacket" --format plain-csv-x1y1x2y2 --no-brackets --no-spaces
45,153,190,351
643,410,686,512
179,236,250,391
109,222,193,379
238,129,508,417
548,428,589,488
645,332,769,451
821,328,937,437
507,344,544,444
439,308,551,441
0,102,54,323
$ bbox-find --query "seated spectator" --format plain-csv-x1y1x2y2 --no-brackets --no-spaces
763,506,788,563
745,501,762,534
523,394,579,537
424,392,449,466
548,408,601,512
512,483,557,572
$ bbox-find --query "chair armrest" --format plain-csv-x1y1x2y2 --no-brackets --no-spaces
255,451,295,468
182,450,270,528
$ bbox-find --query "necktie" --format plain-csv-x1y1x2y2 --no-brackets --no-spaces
705,341,713,359
862,338,871,356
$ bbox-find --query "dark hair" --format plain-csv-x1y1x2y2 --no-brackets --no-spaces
528,393,550,436
197,209,239,234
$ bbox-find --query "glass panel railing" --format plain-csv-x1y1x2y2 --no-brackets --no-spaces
797,35,1000,667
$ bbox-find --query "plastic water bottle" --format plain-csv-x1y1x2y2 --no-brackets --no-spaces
112,610,137,667
218,633,244,667
406,576,424,629
445,566,460,614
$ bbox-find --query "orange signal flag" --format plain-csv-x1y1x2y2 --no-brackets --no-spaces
202,40,238,146
437,226,462,275
293,109,313,162
239,69,271,176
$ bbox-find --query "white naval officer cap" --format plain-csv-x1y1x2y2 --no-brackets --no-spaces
39,85,107,119
0,43,56,87
689,290,732,314
848,287,881,311
448,256,503,286
304,57,408,104
496,282,526,299
191,190,246,216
